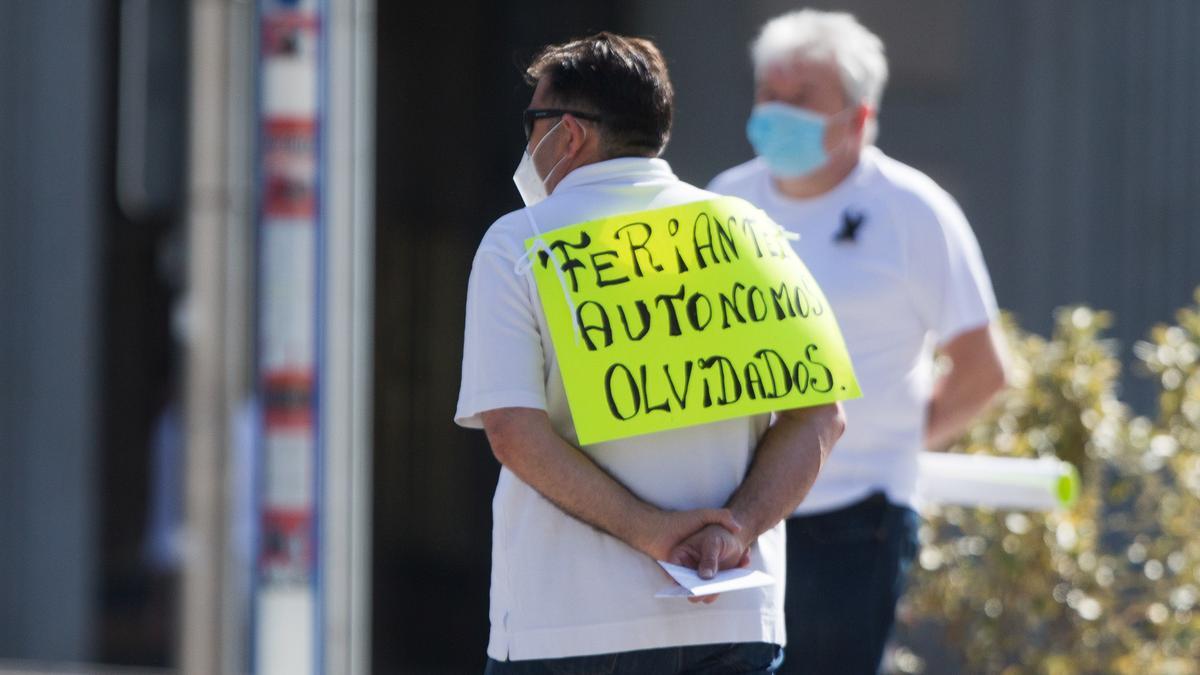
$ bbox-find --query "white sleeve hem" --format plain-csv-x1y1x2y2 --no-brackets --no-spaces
936,312,997,348
454,389,549,429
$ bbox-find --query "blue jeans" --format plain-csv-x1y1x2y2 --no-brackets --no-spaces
778,492,920,675
485,642,783,674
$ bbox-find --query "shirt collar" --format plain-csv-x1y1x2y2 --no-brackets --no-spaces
553,156,677,192
762,146,878,209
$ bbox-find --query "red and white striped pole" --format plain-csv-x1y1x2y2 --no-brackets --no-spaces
255,1,323,673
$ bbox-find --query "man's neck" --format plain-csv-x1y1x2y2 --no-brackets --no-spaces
771,149,863,200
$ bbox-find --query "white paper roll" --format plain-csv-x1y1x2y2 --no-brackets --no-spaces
916,452,1080,511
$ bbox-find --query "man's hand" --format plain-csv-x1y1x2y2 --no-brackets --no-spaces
637,508,743,563
666,524,752,604
661,401,843,603
482,407,748,564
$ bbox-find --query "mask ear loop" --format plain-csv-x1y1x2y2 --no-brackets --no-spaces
829,105,867,158
513,208,583,346
512,119,591,345
539,120,585,196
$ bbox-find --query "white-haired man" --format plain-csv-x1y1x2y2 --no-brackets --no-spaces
708,9,1007,674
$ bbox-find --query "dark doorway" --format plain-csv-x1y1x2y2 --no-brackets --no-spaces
97,0,188,666
371,3,629,672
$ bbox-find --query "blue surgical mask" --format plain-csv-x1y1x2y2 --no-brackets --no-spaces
746,102,832,178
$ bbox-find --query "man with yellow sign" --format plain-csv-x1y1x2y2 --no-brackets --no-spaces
455,32,853,674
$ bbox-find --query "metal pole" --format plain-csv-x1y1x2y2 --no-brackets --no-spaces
181,0,232,671
183,1,254,673
322,0,375,672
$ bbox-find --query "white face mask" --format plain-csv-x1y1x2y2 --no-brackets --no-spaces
512,120,572,207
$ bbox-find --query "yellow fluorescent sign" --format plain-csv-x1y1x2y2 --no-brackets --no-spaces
525,196,860,445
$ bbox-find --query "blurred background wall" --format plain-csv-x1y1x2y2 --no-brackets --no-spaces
0,0,185,668
1,0,1197,673
0,0,108,660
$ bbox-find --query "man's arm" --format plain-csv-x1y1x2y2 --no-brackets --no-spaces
668,402,845,582
481,406,744,562
925,323,1008,450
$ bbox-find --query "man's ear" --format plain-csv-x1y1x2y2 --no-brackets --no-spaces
561,114,593,158
851,103,873,135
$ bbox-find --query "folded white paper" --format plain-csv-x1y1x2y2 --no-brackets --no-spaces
916,452,1080,512
654,561,775,598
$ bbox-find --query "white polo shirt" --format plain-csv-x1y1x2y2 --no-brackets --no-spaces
456,157,785,660
709,147,998,515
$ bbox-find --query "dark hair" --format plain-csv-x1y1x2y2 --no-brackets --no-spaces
525,32,674,158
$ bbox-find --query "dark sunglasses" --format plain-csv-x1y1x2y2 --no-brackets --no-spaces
523,108,603,141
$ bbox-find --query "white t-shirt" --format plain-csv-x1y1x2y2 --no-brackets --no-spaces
709,147,998,515
455,157,785,661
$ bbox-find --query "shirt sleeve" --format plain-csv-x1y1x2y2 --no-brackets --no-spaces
906,190,999,346
454,243,549,429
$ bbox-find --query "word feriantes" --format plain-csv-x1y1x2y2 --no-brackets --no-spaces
536,213,792,293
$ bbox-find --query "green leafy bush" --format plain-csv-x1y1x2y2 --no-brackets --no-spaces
895,290,1200,674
